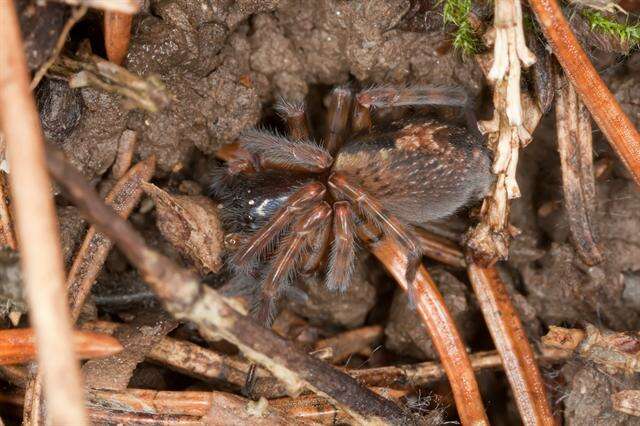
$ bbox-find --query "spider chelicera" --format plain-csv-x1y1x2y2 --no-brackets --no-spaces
212,85,494,325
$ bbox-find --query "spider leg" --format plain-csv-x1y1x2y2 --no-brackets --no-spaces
328,172,421,283
255,202,332,325
300,216,331,274
275,98,310,141
356,84,469,109
324,86,353,154
326,201,357,292
232,181,326,272
238,129,332,173
352,101,372,134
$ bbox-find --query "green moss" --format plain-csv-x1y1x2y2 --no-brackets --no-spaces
583,10,640,48
441,0,480,55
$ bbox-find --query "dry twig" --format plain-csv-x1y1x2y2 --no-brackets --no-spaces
555,69,603,265
0,328,122,365
49,53,170,112
467,265,554,425
528,0,640,186
0,172,16,250
45,147,413,425
612,390,640,417
542,324,640,374
0,2,88,424
104,11,133,66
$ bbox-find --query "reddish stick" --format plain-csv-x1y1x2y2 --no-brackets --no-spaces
0,1,88,424
104,11,133,65
368,237,489,425
528,0,640,186
468,265,554,425
0,328,122,365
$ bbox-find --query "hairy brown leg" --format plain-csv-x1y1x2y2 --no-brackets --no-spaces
356,84,469,109
239,129,332,173
275,99,310,141
326,201,357,292
324,87,353,155
351,101,372,134
328,173,421,283
300,218,331,274
232,181,326,271
256,202,332,325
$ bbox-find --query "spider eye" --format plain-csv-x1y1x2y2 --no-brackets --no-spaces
224,233,241,249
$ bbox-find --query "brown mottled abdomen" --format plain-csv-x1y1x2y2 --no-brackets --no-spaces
331,119,493,225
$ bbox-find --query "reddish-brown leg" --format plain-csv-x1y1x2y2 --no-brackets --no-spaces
256,202,332,325
351,102,372,134
300,218,331,274
239,129,332,173
324,87,353,155
326,201,357,292
232,182,326,271
356,84,469,109
275,98,310,141
328,173,421,283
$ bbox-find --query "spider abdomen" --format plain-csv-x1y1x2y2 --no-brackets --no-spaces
331,119,493,225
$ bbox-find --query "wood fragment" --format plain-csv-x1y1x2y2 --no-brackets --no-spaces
104,12,133,66
364,233,489,425
49,54,170,112
45,147,413,426
0,328,122,365
555,71,603,265
612,390,640,417
313,325,383,364
467,265,554,425
143,183,224,275
111,129,138,180
528,0,640,187
0,2,88,424
542,324,640,374
0,173,16,250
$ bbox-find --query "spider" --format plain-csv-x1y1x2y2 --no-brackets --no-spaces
212,85,494,325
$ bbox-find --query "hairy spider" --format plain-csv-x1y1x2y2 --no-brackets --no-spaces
212,85,494,325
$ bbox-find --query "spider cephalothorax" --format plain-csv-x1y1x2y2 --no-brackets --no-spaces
212,85,494,325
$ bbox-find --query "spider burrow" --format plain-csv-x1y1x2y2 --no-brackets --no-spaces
212,84,494,325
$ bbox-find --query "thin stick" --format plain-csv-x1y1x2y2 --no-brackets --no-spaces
47,0,139,13
467,265,555,425
104,12,133,65
0,172,16,250
0,328,122,365
67,155,155,320
0,2,88,425
45,147,413,426
528,0,640,186
366,236,489,425
555,71,603,265
30,5,88,90
351,348,570,388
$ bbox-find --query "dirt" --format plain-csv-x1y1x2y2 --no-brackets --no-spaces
8,0,640,424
